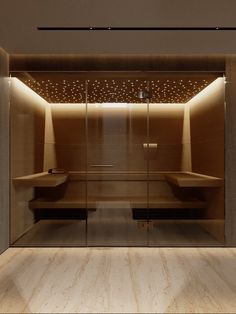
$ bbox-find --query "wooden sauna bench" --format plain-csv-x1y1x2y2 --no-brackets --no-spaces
13,171,222,212
29,196,206,210
165,172,223,187
12,172,68,187
24,170,223,211
13,171,223,187
68,171,223,186
68,171,168,181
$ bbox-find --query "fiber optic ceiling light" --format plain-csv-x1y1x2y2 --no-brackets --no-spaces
14,72,220,104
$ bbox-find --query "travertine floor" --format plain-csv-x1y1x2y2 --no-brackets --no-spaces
13,216,220,247
0,248,236,313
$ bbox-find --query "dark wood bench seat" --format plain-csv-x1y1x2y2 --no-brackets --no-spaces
29,196,206,210
165,172,223,187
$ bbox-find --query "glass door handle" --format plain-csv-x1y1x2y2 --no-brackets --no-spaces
90,164,114,167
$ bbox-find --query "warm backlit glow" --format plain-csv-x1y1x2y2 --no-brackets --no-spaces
100,103,128,108
18,74,216,104
188,77,224,104
50,102,185,110
11,78,48,104
12,77,224,109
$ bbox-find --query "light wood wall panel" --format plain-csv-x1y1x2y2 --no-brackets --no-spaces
10,78,46,243
43,103,57,170
51,103,185,172
87,105,147,172
0,48,9,254
189,78,225,178
181,104,192,171
149,104,185,171
189,78,225,243
50,104,86,171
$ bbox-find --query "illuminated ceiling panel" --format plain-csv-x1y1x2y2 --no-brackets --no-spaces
13,72,220,103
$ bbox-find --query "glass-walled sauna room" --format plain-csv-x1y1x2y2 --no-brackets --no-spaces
9,71,225,246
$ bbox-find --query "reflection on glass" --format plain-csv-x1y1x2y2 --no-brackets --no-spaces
9,72,225,247
86,77,148,245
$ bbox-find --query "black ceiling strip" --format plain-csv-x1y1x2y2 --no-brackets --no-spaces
37,27,236,31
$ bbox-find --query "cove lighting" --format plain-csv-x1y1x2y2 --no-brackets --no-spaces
99,103,128,108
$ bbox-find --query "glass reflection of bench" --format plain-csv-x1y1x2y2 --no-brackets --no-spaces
13,171,223,220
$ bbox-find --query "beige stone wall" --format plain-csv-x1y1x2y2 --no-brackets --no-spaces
0,48,9,253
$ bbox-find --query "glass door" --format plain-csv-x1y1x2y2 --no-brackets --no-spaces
8,70,225,247
86,74,149,246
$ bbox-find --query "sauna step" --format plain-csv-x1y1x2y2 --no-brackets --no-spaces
29,196,206,209
68,171,169,181
145,197,206,209
29,198,87,209
34,208,87,220
132,208,205,220
13,172,68,187
165,172,223,187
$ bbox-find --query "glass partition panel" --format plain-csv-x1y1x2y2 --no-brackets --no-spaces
9,71,225,247
10,72,87,246
86,74,149,246
147,74,225,246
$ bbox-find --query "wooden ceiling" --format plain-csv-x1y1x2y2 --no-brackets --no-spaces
14,72,220,103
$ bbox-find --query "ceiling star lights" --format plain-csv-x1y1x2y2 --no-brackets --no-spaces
23,78,85,103
19,74,217,104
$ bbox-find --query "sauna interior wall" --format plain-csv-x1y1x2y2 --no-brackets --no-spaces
50,103,185,171
189,78,225,241
45,82,224,207
10,79,46,242
49,103,185,201
47,80,224,232
10,77,225,244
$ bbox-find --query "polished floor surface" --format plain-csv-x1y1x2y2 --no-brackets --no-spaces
0,248,236,313
13,213,221,247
